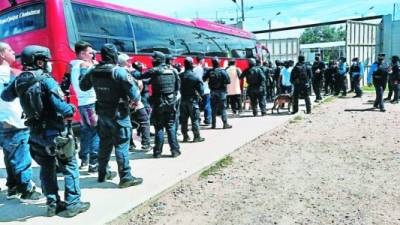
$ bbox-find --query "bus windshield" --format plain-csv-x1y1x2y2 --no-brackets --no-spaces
0,3,45,39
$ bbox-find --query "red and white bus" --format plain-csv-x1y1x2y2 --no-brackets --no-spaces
0,0,260,119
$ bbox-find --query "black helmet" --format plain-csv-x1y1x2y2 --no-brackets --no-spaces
248,58,256,67
211,57,220,68
152,51,166,66
101,43,118,64
298,55,305,63
165,54,175,65
21,45,51,68
184,57,194,70
392,55,399,64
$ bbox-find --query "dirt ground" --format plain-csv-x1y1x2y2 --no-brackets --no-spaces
111,93,400,225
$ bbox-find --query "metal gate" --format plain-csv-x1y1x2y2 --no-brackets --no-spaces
345,20,379,84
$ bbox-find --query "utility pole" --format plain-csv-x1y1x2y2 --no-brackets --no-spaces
241,0,245,22
394,3,396,21
268,20,272,39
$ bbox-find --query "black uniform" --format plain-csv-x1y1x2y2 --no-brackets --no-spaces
179,64,205,142
324,63,337,95
371,61,389,111
80,44,143,187
241,63,267,116
391,59,400,103
311,60,325,101
203,60,231,129
134,62,181,157
290,62,312,114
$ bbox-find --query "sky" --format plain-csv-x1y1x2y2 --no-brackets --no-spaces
106,0,399,39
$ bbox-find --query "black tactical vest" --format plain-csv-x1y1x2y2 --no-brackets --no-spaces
350,64,360,74
152,65,176,96
91,64,127,118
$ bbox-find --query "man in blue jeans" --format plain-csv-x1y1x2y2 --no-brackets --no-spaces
0,42,41,200
66,41,99,172
2,45,89,217
194,55,211,125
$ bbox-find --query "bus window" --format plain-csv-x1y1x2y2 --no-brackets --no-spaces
79,35,107,51
0,3,45,39
72,4,133,38
131,16,176,54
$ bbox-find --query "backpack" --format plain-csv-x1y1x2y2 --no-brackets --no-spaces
294,64,308,85
15,70,47,121
247,68,260,86
208,69,222,90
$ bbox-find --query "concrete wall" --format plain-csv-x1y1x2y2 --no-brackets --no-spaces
391,20,400,57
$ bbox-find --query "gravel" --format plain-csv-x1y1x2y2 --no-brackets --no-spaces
111,94,400,225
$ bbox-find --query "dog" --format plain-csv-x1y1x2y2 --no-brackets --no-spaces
271,94,292,114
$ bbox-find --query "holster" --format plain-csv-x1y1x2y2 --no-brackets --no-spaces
54,133,76,160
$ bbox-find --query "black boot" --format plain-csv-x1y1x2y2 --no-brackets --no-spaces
223,123,232,129
182,135,190,143
193,136,205,142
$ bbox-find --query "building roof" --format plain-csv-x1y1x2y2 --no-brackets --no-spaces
300,41,346,49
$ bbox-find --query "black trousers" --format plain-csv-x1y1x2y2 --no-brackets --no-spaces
312,78,322,100
228,94,242,114
292,85,311,113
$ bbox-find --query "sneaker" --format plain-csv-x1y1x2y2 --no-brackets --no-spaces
20,187,42,200
391,100,399,104
141,144,152,152
79,161,89,170
171,150,181,158
7,186,20,199
98,171,117,183
380,108,386,112
118,177,143,188
129,143,137,152
193,137,205,143
88,164,98,173
59,202,90,218
47,201,67,217
211,124,216,129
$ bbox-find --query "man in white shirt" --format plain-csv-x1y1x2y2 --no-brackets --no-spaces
67,41,99,172
0,42,41,200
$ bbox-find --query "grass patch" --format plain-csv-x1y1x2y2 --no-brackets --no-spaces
289,114,303,124
322,96,336,103
362,85,375,92
200,156,233,178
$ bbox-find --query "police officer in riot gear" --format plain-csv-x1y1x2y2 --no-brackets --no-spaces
273,60,282,96
290,55,312,114
80,43,143,187
179,57,205,143
390,55,400,104
133,51,181,158
2,45,90,217
311,53,325,102
368,53,390,112
240,58,267,116
350,57,364,98
203,57,232,129
324,60,338,95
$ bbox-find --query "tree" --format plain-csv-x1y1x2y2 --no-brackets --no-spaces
300,26,346,44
